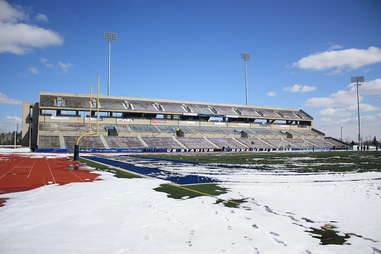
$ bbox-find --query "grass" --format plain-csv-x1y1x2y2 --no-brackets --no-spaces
306,224,351,245
79,157,142,178
215,198,248,208
143,151,381,172
154,183,246,208
154,183,227,199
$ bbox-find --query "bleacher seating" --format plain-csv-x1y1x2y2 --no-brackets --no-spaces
207,138,245,148
288,130,317,137
177,137,214,149
262,138,291,148
129,124,159,133
39,122,88,132
64,136,105,149
235,107,262,117
141,137,182,149
155,125,178,133
262,110,279,118
128,100,156,111
160,102,186,113
38,120,347,150
284,138,309,148
325,138,347,147
39,94,315,121
306,139,334,148
245,128,279,135
39,136,60,149
35,94,347,151
278,111,296,118
105,136,145,149
213,106,237,115
238,137,273,149
99,98,125,110
188,104,214,114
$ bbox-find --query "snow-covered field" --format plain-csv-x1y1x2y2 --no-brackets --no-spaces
1,153,381,253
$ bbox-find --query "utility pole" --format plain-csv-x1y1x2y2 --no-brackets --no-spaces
14,123,18,149
351,76,364,149
240,53,251,105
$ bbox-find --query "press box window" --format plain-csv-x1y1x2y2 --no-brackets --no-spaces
91,99,97,108
55,97,65,106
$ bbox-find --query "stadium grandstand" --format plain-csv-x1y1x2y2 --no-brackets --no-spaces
21,92,348,152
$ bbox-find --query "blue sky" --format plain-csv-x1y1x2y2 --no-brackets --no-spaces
0,0,380,141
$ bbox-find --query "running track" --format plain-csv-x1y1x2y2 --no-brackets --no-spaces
0,155,100,207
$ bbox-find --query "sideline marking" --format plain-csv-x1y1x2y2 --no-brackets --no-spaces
0,158,24,181
27,160,37,178
45,159,57,184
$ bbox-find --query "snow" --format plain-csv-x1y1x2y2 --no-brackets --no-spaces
0,147,31,153
0,154,381,253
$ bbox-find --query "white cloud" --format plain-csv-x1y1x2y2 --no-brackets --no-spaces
0,115,22,132
328,44,343,50
307,78,381,141
40,57,54,68
0,0,26,23
39,58,73,71
0,22,63,54
348,78,381,97
29,66,39,74
57,62,73,71
294,46,381,71
6,115,21,123
0,93,21,105
305,89,359,108
318,103,378,118
316,113,381,142
266,91,276,97
318,108,352,118
347,103,379,112
283,84,317,93
35,13,48,22
0,1,63,55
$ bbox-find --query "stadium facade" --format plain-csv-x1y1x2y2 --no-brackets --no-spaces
21,92,347,152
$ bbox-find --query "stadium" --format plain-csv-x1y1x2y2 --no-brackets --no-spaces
22,92,348,153
1,1,381,253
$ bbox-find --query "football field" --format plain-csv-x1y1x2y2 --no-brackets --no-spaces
1,150,381,253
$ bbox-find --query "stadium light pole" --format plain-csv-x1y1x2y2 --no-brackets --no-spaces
104,32,118,96
340,126,343,141
351,76,364,149
240,53,251,105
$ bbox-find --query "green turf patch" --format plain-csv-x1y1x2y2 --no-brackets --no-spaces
154,183,227,199
79,158,142,179
306,224,351,245
215,198,248,208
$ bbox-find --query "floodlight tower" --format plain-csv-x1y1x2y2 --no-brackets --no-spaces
240,53,251,105
351,76,364,148
104,32,118,96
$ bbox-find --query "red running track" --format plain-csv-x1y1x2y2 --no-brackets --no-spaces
0,155,100,207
